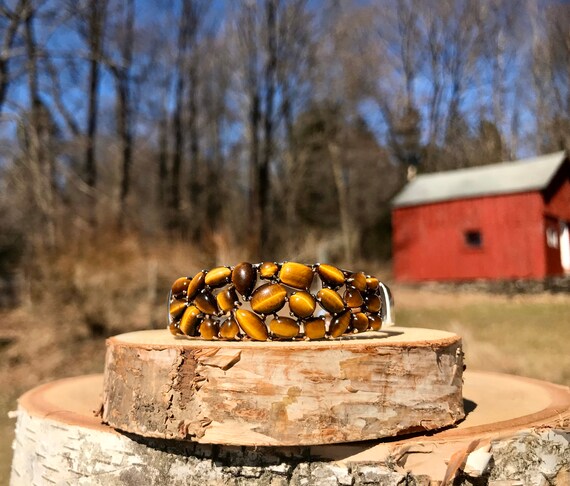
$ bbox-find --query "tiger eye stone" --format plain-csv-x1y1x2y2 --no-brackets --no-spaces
351,312,369,332
205,266,232,287
195,290,219,315
366,277,379,290
269,316,300,338
186,271,206,300
364,293,381,313
289,291,316,318
232,262,257,297
235,309,268,341
304,317,326,339
168,323,182,335
344,288,363,308
279,262,314,290
259,261,279,279
169,299,187,320
250,283,287,315
171,277,191,296
179,305,201,335
347,272,367,292
217,286,239,313
329,310,351,337
199,317,219,340
368,313,382,331
219,316,240,339
317,288,345,314
317,264,345,287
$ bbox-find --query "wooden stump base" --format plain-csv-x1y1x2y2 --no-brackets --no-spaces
102,327,465,445
10,372,570,485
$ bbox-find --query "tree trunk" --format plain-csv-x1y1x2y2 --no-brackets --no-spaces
328,142,353,262
117,0,134,227
258,0,277,257
84,0,106,226
23,1,56,249
0,0,25,114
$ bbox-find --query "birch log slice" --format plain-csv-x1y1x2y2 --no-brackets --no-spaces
10,372,570,485
102,327,465,445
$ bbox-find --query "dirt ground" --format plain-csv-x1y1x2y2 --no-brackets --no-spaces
0,284,569,484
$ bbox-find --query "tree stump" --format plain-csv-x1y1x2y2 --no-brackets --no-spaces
10,371,570,485
101,327,465,445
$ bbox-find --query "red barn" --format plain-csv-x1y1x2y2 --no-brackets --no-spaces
392,151,570,282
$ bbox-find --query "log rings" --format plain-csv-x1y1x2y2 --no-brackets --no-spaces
168,262,394,341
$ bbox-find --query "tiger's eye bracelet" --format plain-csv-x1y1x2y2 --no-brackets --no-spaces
167,262,392,341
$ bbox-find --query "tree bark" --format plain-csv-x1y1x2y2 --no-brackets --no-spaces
259,0,278,256
102,327,464,446
84,0,106,226
117,0,134,226
0,0,25,114
11,369,570,484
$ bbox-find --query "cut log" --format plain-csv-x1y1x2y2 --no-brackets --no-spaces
10,372,570,485
101,327,465,445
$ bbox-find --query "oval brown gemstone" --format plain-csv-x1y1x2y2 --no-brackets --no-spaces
195,290,219,315
219,316,240,339
250,283,287,315
235,309,268,341
169,299,187,320
171,277,191,296
269,316,300,338
351,312,369,332
344,288,363,308
259,261,279,279
232,262,257,297
304,317,326,339
329,310,351,337
347,272,367,292
179,305,201,336
289,291,316,318
205,266,232,287
279,262,314,289
366,277,379,290
364,294,381,313
199,317,219,340
368,313,382,331
317,264,345,287
216,286,239,313
168,323,182,335
186,271,206,300
317,288,345,314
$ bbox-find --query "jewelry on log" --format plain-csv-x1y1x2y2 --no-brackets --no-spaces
168,262,392,341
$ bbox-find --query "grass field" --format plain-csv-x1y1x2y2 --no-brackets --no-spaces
394,286,570,385
0,285,568,483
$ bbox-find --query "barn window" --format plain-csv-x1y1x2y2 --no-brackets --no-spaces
546,228,559,248
464,230,482,248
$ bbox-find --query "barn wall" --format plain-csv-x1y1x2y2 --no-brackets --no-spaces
392,193,546,282
544,176,570,220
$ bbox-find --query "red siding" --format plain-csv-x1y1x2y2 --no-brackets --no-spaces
393,192,546,282
544,177,570,220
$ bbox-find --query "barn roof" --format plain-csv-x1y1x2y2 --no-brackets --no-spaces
392,151,568,208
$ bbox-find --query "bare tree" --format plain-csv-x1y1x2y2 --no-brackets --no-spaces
0,0,26,114
84,0,106,219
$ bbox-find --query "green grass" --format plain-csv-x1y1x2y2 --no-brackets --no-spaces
397,300,570,385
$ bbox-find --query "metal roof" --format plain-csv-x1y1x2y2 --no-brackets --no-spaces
392,151,567,208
